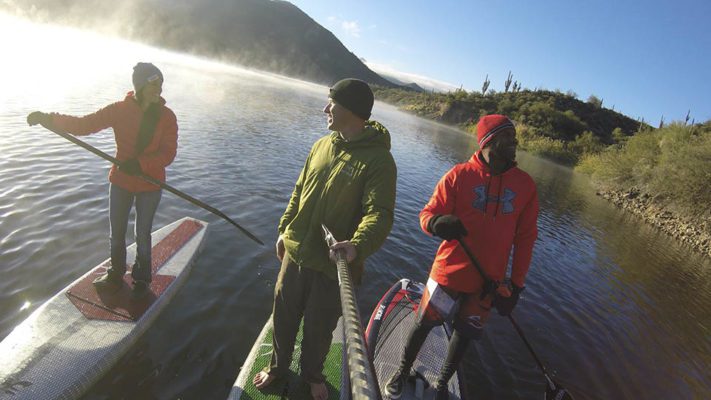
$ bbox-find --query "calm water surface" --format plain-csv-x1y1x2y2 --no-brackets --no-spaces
1,16,710,400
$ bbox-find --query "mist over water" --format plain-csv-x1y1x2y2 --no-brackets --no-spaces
1,15,710,400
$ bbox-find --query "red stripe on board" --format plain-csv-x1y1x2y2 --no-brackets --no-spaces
149,219,203,275
65,219,203,321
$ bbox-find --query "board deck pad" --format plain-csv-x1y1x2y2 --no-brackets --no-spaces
229,317,345,400
65,219,202,321
367,280,464,400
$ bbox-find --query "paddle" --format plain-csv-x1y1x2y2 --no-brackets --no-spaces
322,225,381,400
456,239,574,400
36,123,264,245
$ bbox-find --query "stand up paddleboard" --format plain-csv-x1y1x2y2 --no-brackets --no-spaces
0,217,208,400
365,279,467,400
229,316,346,400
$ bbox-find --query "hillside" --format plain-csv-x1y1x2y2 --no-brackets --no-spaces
0,0,397,87
372,86,648,164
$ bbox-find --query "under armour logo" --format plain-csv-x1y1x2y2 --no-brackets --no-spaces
473,185,516,214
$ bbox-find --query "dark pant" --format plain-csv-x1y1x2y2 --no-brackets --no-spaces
397,318,472,391
268,256,342,384
108,183,161,283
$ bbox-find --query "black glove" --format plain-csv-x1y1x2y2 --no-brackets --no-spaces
27,111,52,128
494,284,524,316
120,158,143,176
428,214,468,241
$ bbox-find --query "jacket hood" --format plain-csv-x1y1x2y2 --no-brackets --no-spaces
330,120,391,150
125,91,167,106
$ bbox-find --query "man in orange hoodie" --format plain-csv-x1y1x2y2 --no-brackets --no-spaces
27,62,178,299
385,114,539,399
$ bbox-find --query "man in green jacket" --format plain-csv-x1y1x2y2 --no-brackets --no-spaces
253,79,397,400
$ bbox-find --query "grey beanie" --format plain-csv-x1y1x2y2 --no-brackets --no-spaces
329,79,374,120
132,62,163,93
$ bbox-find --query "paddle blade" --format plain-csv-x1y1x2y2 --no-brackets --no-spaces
545,381,574,400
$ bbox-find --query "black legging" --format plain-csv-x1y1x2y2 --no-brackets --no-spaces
396,320,472,391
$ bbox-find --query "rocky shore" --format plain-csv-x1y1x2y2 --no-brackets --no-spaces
597,188,711,259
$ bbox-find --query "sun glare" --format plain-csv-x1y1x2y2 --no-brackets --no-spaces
0,15,126,108
0,12,324,110
19,301,31,312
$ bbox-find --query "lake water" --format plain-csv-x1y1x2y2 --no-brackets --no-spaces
1,15,710,400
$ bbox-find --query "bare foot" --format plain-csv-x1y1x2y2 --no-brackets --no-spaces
252,371,276,390
310,381,328,400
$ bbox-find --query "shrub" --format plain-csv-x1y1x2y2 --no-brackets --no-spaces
651,124,711,214
517,123,578,164
576,122,711,216
569,131,606,157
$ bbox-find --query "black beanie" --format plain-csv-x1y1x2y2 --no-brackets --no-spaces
329,79,374,120
132,62,163,94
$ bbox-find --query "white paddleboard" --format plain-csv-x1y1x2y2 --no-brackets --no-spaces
0,217,208,400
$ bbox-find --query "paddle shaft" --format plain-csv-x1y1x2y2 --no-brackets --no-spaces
322,225,381,400
43,125,264,245
456,239,559,388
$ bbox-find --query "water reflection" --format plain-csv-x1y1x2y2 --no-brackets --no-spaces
0,15,709,400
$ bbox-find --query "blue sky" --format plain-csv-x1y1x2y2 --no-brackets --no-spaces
290,0,711,125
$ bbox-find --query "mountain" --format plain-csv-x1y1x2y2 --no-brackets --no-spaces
0,0,397,87
376,73,425,93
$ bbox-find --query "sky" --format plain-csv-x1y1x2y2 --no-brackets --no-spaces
290,0,711,125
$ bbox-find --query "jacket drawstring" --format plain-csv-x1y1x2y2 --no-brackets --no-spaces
494,175,503,217
484,176,492,215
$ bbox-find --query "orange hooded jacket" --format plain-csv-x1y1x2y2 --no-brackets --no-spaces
420,150,539,293
51,92,178,192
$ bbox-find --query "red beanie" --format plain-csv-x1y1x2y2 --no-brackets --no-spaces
476,114,515,148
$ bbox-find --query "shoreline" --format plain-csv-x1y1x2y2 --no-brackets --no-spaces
597,188,711,259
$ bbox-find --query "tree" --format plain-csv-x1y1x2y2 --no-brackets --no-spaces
570,131,605,156
587,94,603,108
512,81,522,92
481,74,490,94
612,127,627,144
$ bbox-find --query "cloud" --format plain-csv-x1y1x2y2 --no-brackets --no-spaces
327,16,361,38
341,20,361,38
365,61,460,92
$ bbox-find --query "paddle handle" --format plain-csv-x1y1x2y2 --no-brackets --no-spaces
323,225,381,400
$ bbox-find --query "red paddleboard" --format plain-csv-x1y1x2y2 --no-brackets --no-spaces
365,279,468,400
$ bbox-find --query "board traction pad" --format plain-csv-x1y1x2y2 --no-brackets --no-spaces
232,318,344,400
65,219,202,321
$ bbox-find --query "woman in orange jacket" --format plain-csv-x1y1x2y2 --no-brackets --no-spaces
27,62,178,299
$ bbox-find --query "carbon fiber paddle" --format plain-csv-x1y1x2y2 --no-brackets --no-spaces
32,122,263,245
456,239,574,400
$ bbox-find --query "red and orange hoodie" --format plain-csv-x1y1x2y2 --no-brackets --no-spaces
420,150,539,293
50,92,178,192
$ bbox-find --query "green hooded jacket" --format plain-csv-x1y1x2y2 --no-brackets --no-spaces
278,120,397,283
